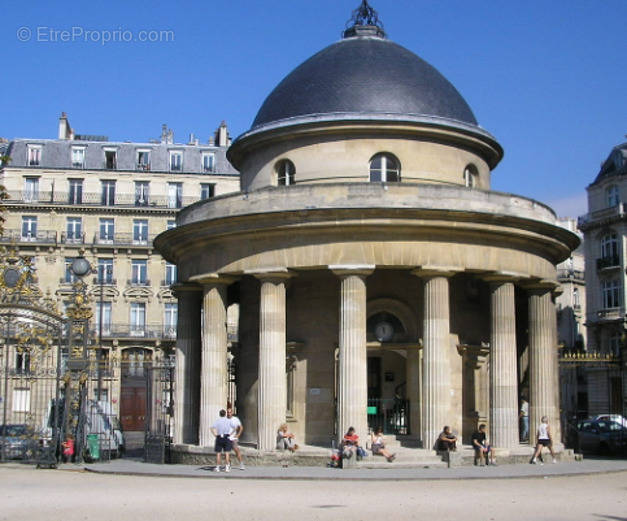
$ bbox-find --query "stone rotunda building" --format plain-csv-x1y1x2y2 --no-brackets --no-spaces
156,2,579,455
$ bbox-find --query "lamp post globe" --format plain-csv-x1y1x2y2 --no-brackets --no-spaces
70,256,91,278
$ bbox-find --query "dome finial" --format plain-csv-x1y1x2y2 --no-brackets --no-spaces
343,0,386,39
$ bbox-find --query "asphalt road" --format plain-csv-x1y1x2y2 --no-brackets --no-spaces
1,465,626,521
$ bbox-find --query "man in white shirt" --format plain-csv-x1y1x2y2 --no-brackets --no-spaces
211,409,234,472
227,407,244,470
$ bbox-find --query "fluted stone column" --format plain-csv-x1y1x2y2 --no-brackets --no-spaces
198,278,232,447
255,271,291,451
414,268,455,450
331,266,373,442
528,284,560,446
172,284,202,445
487,278,519,449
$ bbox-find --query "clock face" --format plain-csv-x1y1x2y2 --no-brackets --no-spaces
374,321,394,342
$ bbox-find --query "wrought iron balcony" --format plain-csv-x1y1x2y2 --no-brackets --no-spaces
60,231,86,244
0,229,57,244
93,233,157,247
6,190,202,209
596,255,620,270
127,278,151,287
89,323,177,340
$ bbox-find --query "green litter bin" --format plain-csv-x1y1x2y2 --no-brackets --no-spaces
87,434,100,461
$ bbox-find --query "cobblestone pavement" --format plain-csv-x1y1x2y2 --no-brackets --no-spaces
1,462,626,521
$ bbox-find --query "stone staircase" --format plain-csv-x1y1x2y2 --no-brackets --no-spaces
354,435,446,469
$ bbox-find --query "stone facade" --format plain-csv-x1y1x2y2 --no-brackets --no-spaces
0,114,239,430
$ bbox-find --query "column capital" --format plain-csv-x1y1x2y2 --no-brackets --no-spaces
411,266,460,279
519,278,559,293
171,282,203,297
329,264,375,278
189,273,238,286
243,267,294,282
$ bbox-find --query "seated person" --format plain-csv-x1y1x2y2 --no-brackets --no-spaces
342,427,367,460
437,425,458,452
370,427,395,462
276,423,299,452
471,423,494,466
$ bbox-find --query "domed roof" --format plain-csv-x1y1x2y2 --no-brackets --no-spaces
252,31,478,129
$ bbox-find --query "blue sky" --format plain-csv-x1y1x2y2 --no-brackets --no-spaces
1,0,626,218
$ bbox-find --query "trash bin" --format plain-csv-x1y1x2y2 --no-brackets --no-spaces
86,434,100,461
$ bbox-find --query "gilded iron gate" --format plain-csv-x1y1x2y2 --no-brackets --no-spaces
0,251,65,467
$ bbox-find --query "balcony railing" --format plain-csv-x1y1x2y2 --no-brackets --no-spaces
6,190,203,209
127,279,151,287
557,268,585,281
579,203,626,228
89,323,177,340
0,229,58,244
0,229,158,248
596,255,620,270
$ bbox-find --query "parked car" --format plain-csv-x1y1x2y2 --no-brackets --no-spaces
593,414,627,429
0,424,36,459
576,419,627,455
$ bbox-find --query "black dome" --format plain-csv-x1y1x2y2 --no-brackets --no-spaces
252,35,478,129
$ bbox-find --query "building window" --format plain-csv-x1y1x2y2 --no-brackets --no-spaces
276,159,295,186
164,303,177,338
99,218,114,243
573,287,580,309
164,263,177,285
27,145,41,166
200,183,215,200
167,220,176,230
95,301,112,336
602,279,621,309
130,303,146,336
133,219,149,244
101,180,116,206
131,259,148,285
71,147,86,168
369,153,400,182
606,185,620,207
134,181,150,206
170,151,182,172
66,217,83,243
68,179,83,204
12,388,30,412
608,332,621,357
23,177,39,202
21,216,37,240
104,150,117,170
464,164,478,188
601,233,619,259
97,258,114,284
167,182,183,209
202,152,215,173
136,150,151,171
64,258,77,283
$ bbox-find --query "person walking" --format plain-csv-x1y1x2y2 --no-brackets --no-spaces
530,415,557,465
211,409,234,472
226,407,245,470
519,397,529,442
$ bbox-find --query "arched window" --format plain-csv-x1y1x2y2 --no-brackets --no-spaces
276,159,295,186
606,184,620,207
369,153,400,182
464,164,479,188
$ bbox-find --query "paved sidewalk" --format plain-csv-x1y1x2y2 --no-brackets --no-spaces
77,457,627,481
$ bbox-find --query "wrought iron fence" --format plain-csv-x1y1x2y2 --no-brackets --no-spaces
367,398,410,435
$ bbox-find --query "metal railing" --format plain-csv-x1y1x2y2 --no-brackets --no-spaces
0,229,158,248
127,279,151,287
0,230,57,244
88,323,177,340
597,255,621,270
367,398,410,435
6,190,203,209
